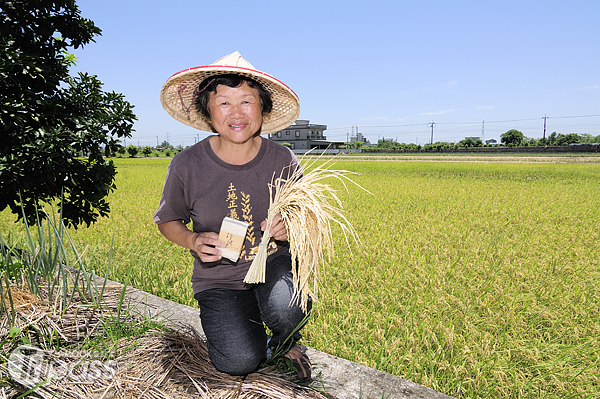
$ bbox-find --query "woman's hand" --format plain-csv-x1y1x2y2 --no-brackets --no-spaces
261,213,288,241
158,221,224,263
190,231,224,262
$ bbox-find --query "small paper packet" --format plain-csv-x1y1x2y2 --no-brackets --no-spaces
218,217,249,262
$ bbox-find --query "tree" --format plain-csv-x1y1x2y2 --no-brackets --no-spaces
126,145,139,157
116,145,127,157
547,132,581,145
142,146,153,157
547,132,558,145
0,0,136,228
555,133,580,146
458,138,479,147
376,139,394,149
579,133,596,143
158,140,174,150
501,129,526,146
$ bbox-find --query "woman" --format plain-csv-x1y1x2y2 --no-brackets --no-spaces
155,52,312,381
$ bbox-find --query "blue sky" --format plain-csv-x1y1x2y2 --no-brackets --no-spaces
72,0,600,147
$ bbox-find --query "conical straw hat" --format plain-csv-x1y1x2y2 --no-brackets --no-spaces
160,51,300,135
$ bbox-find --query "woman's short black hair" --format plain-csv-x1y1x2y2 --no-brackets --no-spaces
194,74,273,124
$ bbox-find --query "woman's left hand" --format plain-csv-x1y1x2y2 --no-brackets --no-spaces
261,213,288,241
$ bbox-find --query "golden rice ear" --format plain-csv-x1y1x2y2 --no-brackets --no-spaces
244,154,370,313
244,228,271,284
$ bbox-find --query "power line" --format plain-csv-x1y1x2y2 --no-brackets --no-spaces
329,122,425,130
551,114,600,119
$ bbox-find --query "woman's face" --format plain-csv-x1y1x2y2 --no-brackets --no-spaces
208,82,263,144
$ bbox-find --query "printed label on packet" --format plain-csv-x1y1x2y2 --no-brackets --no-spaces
218,217,249,262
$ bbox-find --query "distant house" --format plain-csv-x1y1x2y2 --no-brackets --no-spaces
268,119,345,153
485,138,499,145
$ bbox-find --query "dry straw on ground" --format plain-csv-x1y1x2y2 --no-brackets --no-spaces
0,285,329,398
244,155,369,312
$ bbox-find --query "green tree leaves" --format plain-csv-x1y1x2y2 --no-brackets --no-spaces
0,0,136,228
126,145,139,157
500,129,526,146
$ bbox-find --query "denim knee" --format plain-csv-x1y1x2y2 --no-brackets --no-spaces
195,289,268,375
209,344,264,375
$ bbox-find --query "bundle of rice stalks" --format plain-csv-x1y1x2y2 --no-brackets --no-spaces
244,155,369,312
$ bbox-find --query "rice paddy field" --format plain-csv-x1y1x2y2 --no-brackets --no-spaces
1,155,599,398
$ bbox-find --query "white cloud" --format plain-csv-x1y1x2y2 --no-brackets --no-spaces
579,85,600,90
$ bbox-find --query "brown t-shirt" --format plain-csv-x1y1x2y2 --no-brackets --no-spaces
154,137,298,294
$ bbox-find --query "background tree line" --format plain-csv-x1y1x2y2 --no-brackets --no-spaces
110,141,185,158
359,130,600,152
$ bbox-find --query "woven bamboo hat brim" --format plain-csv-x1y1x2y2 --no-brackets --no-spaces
160,51,300,135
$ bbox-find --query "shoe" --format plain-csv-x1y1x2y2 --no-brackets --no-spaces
284,344,312,383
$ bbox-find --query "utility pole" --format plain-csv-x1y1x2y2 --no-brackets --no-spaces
482,120,485,143
429,121,436,144
542,115,548,140
156,136,159,147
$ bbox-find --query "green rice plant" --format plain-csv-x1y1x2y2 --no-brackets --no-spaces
303,161,600,398
2,156,599,398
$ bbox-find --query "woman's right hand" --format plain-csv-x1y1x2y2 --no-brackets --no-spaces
158,221,224,263
191,231,224,262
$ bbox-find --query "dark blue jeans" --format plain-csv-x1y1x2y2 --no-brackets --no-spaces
194,254,311,375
